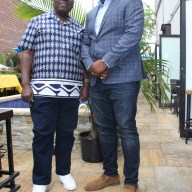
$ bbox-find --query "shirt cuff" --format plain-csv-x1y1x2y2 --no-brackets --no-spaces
87,64,92,70
101,59,110,69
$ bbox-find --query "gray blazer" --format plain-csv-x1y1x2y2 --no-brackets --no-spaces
81,0,145,85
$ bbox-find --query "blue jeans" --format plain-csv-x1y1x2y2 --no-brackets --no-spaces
30,96,79,185
89,80,140,185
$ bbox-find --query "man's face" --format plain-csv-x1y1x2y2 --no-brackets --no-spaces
53,0,74,17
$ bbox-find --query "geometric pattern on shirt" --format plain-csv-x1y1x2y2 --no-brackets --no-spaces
31,79,83,98
18,10,83,84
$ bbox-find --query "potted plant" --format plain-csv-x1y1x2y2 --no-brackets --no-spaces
140,43,171,111
79,99,103,162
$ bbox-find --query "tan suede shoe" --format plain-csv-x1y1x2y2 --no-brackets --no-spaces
84,174,120,191
124,184,139,192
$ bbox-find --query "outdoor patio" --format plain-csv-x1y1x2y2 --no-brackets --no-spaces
1,0,192,191
1,94,192,192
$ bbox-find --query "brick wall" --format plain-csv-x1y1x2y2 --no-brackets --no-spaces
0,0,28,55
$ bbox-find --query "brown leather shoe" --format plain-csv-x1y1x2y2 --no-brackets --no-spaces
124,184,139,192
84,174,120,191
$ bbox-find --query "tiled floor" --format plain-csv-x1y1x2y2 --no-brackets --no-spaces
1,94,192,192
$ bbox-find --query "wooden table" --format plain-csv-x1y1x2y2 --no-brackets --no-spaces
0,75,22,96
0,109,21,191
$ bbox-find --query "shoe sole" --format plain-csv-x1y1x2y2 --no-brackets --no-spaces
85,182,120,191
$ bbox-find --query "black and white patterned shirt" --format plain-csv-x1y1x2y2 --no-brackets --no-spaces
18,11,83,98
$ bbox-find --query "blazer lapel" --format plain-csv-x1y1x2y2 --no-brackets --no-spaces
97,0,120,36
90,6,100,37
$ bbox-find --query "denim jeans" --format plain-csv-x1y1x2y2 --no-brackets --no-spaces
89,80,140,185
30,96,79,185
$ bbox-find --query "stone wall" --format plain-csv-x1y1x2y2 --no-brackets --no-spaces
0,94,123,153
0,105,92,152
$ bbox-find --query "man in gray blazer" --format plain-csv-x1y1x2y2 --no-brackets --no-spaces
81,0,145,191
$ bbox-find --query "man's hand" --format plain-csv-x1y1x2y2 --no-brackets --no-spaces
99,70,110,79
21,50,34,105
89,59,110,80
80,83,89,101
21,84,34,105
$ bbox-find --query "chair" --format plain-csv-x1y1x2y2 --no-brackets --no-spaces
0,144,4,177
170,79,180,116
184,92,192,144
0,109,21,191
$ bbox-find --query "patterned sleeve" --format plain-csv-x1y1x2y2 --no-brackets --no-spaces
18,17,38,51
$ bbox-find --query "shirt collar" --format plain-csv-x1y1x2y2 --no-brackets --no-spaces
48,10,72,24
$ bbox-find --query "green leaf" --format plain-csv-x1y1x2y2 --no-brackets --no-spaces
6,58,14,67
15,0,86,26
0,52,6,65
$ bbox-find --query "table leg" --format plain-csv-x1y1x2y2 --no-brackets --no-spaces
6,118,15,188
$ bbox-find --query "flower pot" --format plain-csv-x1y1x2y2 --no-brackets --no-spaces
79,131,103,163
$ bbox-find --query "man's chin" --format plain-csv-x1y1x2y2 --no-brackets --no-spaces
57,9,69,17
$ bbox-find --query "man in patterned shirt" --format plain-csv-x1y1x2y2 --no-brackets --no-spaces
18,0,89,191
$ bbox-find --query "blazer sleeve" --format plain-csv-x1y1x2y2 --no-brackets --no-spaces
102,0,144,68
81,15,94,70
